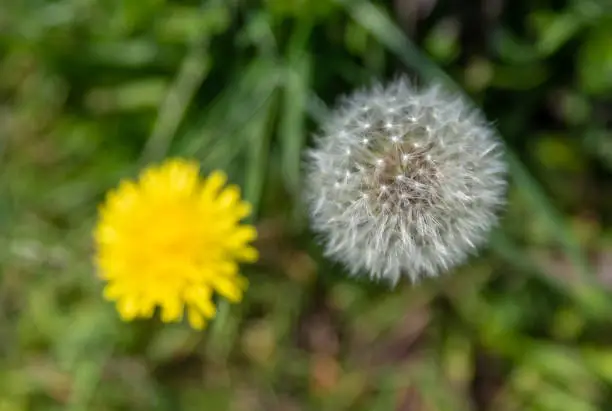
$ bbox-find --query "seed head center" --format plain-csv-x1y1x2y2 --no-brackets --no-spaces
364,141,439,210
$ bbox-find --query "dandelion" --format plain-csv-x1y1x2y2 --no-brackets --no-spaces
94,158,258,329
305,78,507,284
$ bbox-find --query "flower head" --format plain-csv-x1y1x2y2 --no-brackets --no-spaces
94,158,258,329
305,78,506,284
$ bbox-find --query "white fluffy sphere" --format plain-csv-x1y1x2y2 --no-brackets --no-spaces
305,78,507,284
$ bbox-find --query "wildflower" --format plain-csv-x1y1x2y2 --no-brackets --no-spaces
305,78,507,284
94,159,258,329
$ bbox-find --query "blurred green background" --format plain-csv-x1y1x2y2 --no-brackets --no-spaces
2,0,612,410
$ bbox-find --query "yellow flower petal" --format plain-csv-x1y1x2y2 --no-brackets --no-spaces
217,185,241,209
212,276,246,303
118,297,139,321
227,226,258,247
188,307,206,330
236,246,259,263
201,170,227,200
185,287,216,318
234,202,252,220
160,297,183,323
103,284,123,300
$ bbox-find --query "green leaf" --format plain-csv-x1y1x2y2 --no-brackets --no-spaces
578,24,612,95
423,19,460,64
489,63,549,90
88,40,160,67
530,11,585,56
156,4,231,42
492,26,541,64
85,78,168,113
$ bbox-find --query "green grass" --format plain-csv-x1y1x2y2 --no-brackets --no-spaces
2,0,612,410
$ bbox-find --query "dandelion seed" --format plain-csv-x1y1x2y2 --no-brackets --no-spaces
94,159,258,329
305,77,507,284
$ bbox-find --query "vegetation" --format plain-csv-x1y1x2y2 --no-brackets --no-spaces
2,0,612,410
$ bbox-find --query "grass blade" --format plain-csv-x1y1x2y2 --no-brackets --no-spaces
141,41,211,163
179,58,281,167
280,23,312,197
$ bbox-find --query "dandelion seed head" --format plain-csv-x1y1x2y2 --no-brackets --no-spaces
305,78,507,284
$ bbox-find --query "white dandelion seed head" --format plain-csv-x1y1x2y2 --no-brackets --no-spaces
304,77,507,285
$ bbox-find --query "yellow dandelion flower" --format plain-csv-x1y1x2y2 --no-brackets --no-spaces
94,158,258,330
